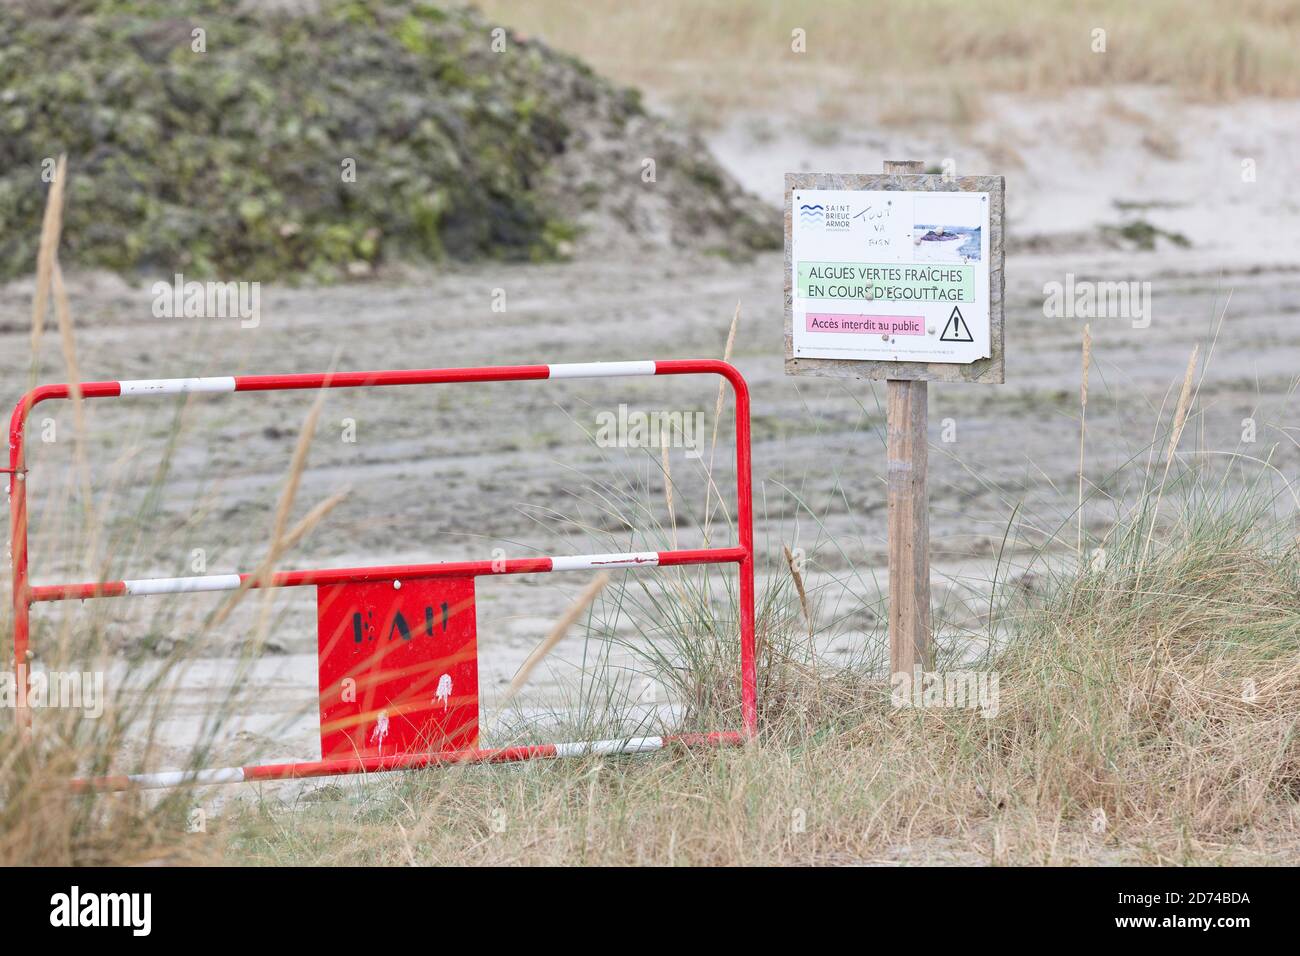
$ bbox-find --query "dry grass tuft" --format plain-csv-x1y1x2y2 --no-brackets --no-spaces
1077,323,1091,559
478,0,1300,116
507,573,611,700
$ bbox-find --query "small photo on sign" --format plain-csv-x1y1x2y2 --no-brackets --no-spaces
912,194,982,264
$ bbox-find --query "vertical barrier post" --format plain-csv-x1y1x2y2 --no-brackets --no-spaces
884,159,933,678
8,397,32,735
732,370,757,737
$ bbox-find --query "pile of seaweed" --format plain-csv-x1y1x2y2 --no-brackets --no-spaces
0,0,778,281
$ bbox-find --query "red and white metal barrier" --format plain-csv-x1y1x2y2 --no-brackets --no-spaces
8,360,756,790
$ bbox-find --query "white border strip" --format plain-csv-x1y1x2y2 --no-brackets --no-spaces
119,377,237,396
547,361,656,379
111,737,670,789
110,553,661,597
127,767,245,788
554,736,665,758
123,574,242,596
550,552,659,572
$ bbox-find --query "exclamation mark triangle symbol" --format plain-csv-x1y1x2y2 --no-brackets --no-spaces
940,306,973,342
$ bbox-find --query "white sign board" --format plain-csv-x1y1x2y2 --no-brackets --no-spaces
790,188,992,365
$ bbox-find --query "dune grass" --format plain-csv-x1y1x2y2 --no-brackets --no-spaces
477,0,1300,121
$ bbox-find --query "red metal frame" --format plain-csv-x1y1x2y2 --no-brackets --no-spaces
8,360,756,789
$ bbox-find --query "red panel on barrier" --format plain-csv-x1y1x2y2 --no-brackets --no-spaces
316,577,479,760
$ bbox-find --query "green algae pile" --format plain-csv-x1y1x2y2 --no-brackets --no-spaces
0,0,778,281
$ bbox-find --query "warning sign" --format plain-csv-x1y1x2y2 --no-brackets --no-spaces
789,187,992,364
939,306,973,342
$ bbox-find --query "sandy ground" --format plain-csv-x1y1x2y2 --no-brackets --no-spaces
2,88,1297,795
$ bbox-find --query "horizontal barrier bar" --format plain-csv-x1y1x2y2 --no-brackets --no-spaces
28,547,747,603
8,360,746,423
72,732,745,791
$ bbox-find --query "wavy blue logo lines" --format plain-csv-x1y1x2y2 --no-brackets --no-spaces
799,203,825,227
797,199,853,232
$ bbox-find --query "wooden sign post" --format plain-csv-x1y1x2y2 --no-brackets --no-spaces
883,159,930,678
784,160,1005,679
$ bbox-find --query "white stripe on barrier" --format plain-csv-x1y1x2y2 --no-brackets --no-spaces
123,574,242,596
547,361,656,379
119,377,237,396
554,736,665,758
127,767,245,788
109,737,673,789
550,552,659,572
